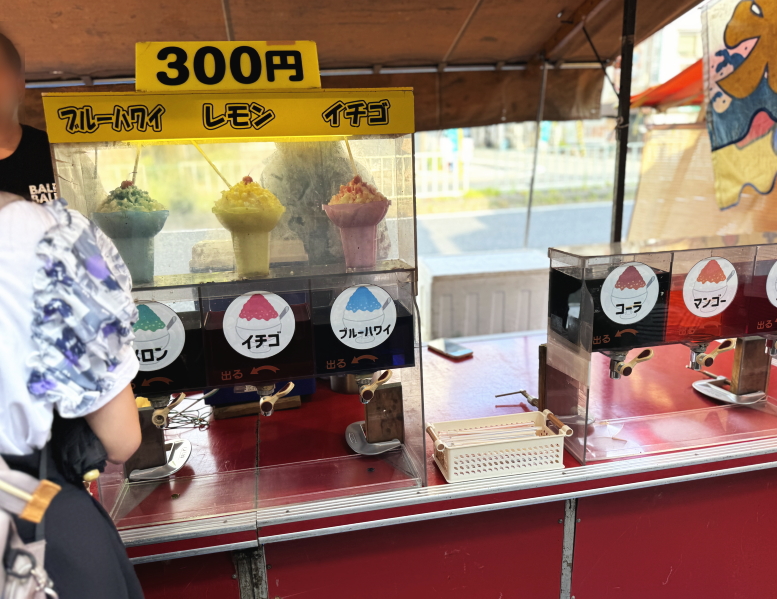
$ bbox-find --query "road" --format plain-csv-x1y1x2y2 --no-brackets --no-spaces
416,201,634,256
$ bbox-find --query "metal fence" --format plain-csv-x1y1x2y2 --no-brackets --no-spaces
414,143,644,198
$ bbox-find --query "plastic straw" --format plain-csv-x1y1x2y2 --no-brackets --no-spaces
344,138,358,177
192,141,232,188
131,145,141,184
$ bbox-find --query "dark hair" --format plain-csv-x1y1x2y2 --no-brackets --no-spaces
0,32,22,73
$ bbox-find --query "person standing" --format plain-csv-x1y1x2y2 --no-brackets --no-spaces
0,33,145,599
0,32,57,202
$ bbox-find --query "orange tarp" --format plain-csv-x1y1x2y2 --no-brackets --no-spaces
631,59,704,109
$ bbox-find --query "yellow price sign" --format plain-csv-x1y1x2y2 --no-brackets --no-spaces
136,41,321,92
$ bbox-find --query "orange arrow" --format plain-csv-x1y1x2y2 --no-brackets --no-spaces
615,329,638,337
142,377,173,386
352,355,378,364
251,365,280,374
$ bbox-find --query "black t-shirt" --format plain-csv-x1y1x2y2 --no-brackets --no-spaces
0,124,57,203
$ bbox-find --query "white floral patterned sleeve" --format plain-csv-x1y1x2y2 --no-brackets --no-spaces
26,199,139,418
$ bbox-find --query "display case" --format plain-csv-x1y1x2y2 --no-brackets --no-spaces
546,235,777,464
42,73,425,529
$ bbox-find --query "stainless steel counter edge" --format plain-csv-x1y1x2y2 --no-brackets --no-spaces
119,437,777,548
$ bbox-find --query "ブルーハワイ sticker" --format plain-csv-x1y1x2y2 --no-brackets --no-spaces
330,285,397,350
133,302,186,371
682,257,738,317
600,262,659,325
223,292,295,358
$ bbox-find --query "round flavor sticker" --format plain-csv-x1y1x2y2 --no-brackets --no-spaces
765,262,777,308
133,302,185,371
683,257,738,317
331,285,397,350
223,292,295,359
601,262,658,325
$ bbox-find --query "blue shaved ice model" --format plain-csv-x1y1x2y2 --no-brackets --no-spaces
346,286,382,313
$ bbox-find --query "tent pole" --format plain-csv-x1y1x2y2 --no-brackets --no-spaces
611,0,637,243
524,61,548,248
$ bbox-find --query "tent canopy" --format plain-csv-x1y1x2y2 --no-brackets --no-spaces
630,59,703,110
15,0,702,130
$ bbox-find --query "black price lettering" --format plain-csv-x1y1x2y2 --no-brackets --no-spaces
266,50,303,82
230,46,262,84
156,46,189,86
193,46,226,85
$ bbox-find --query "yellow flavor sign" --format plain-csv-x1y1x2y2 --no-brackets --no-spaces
135,41,321,92
42,89,414,143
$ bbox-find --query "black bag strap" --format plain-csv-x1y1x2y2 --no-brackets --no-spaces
35,446,47,542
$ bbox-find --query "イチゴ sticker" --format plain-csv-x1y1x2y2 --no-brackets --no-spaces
330,285,397,350
223,292,295,359
683,257,738,317
765,262,777,308
600,262,659,325
133,302,186,371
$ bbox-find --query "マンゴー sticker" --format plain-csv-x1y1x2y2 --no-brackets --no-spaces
223,292,295,358
600,262,659,325
330,285,397,350
133,302,186,371
682,257,738,317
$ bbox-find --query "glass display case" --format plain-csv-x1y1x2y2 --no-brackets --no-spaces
42,85,425,529
546,235,777,465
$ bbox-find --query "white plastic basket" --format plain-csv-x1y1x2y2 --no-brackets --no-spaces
427,410,573,483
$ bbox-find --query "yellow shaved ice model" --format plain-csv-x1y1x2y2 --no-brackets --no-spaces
213,176,286,278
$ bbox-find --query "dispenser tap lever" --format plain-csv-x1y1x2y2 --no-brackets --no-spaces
359,370,392,404
694,339,735,369
259,382,295,417
614,348,654,377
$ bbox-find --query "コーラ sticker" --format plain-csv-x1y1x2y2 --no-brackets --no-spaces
765,262,777,308
683,257,738,317
330,285,397,350
600,262,659,325
133,302,186,371
223,292,295,359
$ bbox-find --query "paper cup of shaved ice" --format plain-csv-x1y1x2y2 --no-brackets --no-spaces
236,294,282,354
611,265,648,314
213,176,286,279
133,304,170,350
343,286,386,344
323,175,390,269
91,181,168,285
692,259,729,312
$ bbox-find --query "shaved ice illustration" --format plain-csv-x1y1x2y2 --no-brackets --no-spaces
236,293,283,354
344,286,386,344
133,304,170,349
693,259,729,313
610,265,651,321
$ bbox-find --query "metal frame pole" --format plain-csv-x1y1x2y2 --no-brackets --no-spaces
611,0,637,243
524,61,548,248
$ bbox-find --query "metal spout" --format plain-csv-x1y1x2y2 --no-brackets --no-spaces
603,351,628,379
686,339,735,370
